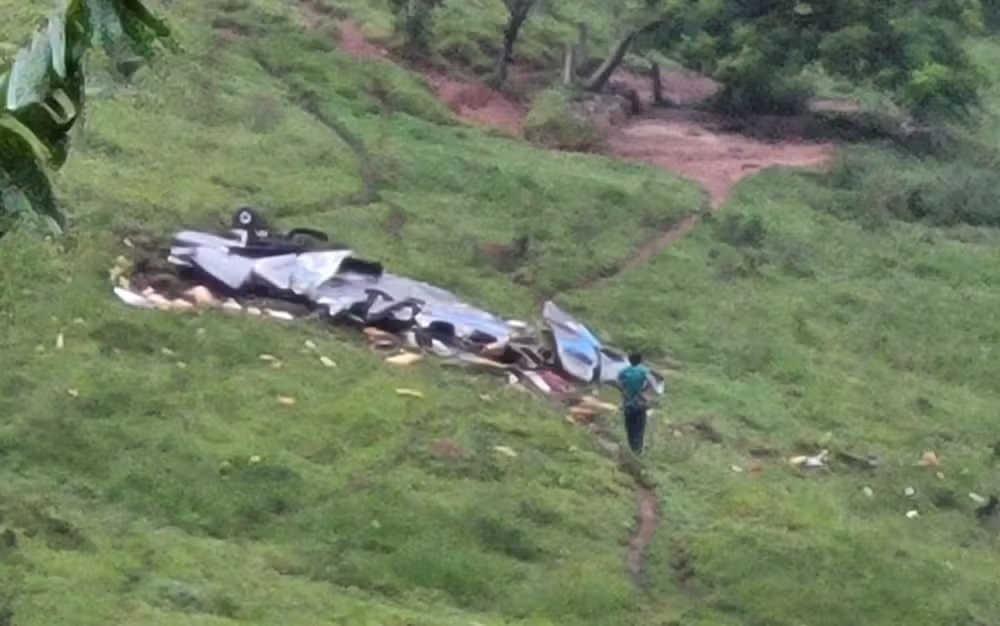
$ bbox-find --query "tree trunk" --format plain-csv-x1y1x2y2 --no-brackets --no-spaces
581,31,637,92
650,61,665,105
575,22,589,73
563,44,575,85
582,20,662,93
494,6,531,87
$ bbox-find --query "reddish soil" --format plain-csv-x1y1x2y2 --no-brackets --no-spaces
627,486,659,585
420,68,526,136
334,19,525,135
333,18,389,60
300,13,835,211
289,14,838,585
608,108,834,206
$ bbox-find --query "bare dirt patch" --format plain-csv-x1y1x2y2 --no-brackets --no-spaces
333,17,389,60
419,68,526,137
627,486,660,587
608,108,833,207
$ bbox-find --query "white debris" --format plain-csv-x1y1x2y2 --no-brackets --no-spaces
904,487,916,497
319,355,336,368
55,332,64,349
304,339,318,351
493,445,518,458
115,287,153,309
906,510,920,519
862,486,874,498
265,309,295,321
969,493,987,505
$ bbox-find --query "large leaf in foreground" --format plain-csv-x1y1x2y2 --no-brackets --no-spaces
0,0,172,234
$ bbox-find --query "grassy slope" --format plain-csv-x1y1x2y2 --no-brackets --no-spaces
3,2,1000,626
0,2,696,626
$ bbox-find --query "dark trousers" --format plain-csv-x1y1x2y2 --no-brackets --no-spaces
624,405,647,454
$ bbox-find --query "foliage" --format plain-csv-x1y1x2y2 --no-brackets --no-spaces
585,0,986,118
0,0,171,235
523,88,604,152
4,0,1000,625
388,0,444,60
812,145,1000,228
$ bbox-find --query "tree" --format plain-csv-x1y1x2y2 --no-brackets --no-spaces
0,0,173,236
582,0,984,119
493,0,540,87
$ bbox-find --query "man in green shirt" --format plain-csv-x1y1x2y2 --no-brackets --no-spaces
617,352,650,454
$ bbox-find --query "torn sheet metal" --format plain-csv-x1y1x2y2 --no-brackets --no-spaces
119,208,666,401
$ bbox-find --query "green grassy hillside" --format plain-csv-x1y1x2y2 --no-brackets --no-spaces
3,1,1000,625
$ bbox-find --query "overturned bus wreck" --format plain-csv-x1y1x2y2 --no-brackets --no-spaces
112,208,665,400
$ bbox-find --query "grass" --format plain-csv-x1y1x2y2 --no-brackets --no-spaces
4,0,1000,625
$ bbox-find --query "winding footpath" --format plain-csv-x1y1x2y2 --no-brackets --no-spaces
284,4,834,587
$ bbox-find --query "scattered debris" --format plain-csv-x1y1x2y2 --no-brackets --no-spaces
319,355,336,368
161,347,177,357
110,208,667,402
185,285,217,306
904,487,916,497
55,332,64,349
386,352,422,366
862,486,874,498
969,492,988,505
834,451,880,471
249,455,262,464
66,388,79,398
277,396,296,406
395,388,424,399
919,451,940,467
304,340,318,351
975,495,998,519
790,450,828,469
258,354,280,363
493,445,518,458
176,361,188,369
906,510,920,519
729,465,744,473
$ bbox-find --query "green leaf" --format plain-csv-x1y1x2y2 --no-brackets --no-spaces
5,29,54,110
0,114,53,164
0,117,61,229
48,12,68,79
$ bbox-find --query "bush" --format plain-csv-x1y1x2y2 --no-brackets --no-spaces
709,47,810,116
816,147,1000,228
523,88,604,151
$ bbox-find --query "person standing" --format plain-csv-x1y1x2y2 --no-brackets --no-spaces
617,352,650,454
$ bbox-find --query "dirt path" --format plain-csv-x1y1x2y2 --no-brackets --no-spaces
628,486,659,586
608,108,833,206
289,11,832,586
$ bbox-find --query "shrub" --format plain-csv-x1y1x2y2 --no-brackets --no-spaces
816,147,1000,228
523,88,604,151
